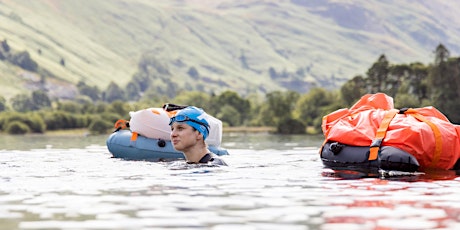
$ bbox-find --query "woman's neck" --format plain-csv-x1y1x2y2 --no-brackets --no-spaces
183,142,208,163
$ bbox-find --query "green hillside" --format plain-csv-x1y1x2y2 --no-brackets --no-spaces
1,0,460,101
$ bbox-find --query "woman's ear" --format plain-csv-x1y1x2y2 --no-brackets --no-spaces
194,129,203,141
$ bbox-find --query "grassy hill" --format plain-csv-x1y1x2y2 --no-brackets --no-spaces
1,0,460,101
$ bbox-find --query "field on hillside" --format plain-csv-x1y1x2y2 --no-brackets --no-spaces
1,0,460,101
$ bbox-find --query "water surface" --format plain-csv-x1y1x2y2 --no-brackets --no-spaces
1,133,460,230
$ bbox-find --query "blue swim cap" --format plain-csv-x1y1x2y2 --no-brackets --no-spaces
169,106,210,140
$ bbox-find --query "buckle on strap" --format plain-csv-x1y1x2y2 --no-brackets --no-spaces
368,109,398,161
370,138,383,148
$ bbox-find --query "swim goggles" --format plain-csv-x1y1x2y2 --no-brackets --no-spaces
169,115,210,131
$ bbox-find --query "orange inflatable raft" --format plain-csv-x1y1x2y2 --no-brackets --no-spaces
320,93,460,172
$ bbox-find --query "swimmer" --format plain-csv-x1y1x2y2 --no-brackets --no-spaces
169,106,227,166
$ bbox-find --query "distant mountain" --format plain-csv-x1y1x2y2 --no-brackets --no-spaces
1,0,460,101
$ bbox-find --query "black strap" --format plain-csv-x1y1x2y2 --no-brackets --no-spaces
163,103,189,112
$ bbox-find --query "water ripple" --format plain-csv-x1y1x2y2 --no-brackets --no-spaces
0,143,460,229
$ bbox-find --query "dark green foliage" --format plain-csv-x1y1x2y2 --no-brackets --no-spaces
32,90,51,110
103,81,126,103
3,43,460,134
100,112,122,126
276,118,306,134
254,90,300,128
42,111,89,130
4,121,30,135
125,82,141,101
340,75,366,106
173,91,212,111
339,43,460,123
0,112,45,133
88,118,112,135
427,46,460,123
10,91,51,112
56,101,83,113
105,100,132,118
216,105,240,127
212,91,251,126
77,81,101,101
0,96,7,112
367,54,389,93
295,88,339,130
11,94,34,112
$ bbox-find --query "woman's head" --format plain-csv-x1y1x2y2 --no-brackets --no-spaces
169,106,210,140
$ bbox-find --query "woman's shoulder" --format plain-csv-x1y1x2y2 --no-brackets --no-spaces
200,153,228,166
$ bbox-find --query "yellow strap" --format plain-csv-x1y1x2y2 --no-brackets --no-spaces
405,109,442,168
319,116,333,155
368,109,398,160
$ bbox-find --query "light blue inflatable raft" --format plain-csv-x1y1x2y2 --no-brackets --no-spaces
106,130,229,161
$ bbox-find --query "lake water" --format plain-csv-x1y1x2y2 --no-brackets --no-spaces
1,132,460,230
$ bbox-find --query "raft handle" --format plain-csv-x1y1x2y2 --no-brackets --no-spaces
329,142,344,155
157,139,166,148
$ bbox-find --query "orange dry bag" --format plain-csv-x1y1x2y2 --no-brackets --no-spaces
321,93,460,170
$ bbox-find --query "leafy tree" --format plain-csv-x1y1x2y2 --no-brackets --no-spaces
386,64,411,97
88,118,112,135
277,117,306,134
367,54,389,92
212,91,250,126
394,93,420,109
407,62,429,102
340,75,366,106
11,94,34,112
106,100,132,117
77,81,101,101
434,43,449,65
427,44,460,122
4,121,30,134
0,112,45,133
255,91,299,126
56,100,83,113
41,111,88,130
31,90,51,110
125,82,141,101
216,104,240,126
173,91,212,110
103,81,126,103
294,88,333,127
0,96,7,112
131,72,152,92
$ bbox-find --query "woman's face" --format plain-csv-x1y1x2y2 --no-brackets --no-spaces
170,122,200,151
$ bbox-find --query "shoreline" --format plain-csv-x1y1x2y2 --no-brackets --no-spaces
0,127,277,136
1,126,323,136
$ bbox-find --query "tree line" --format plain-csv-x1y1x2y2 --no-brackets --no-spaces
0,44,459,135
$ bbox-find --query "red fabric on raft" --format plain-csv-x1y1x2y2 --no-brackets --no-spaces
322,93,460,170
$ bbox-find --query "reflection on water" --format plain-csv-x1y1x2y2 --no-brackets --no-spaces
1,133,460,229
